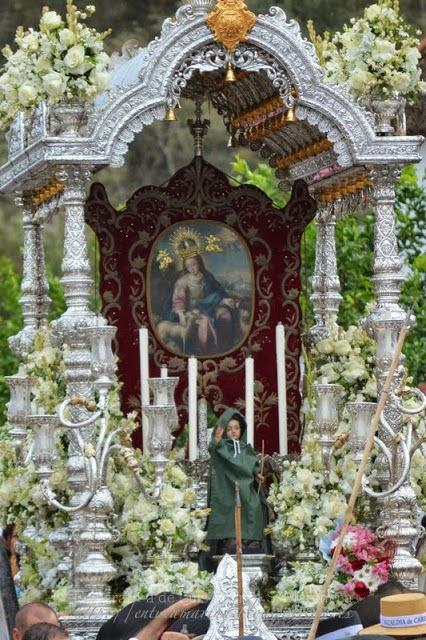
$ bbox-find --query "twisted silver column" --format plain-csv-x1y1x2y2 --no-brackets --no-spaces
310,205,342,340
9,197,50,358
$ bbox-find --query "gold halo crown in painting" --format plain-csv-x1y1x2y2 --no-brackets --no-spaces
156,226,223,271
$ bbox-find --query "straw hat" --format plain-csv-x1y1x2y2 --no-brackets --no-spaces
360,593,426,636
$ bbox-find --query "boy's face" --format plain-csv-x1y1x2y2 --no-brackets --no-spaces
225,419,241,440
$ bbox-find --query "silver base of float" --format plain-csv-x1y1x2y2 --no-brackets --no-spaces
62,612,337,640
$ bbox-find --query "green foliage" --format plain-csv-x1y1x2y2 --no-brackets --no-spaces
232,157,426,383
231,155,289,208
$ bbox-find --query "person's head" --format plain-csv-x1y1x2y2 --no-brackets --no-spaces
22,623,68,640
183,255,204,275
316,610,363,640
2,523,18,554
225,413,246,440
13,604,59,640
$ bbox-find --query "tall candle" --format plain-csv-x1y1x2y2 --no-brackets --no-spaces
139,328,150,451
245,356,254,446
276,323,288,455
188,356,198,461
161,366,168,378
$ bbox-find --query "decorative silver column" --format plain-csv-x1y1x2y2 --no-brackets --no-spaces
364,166,421,587
50,165,100,611
9,198,50,358
347,401,377,466
310,204,342,340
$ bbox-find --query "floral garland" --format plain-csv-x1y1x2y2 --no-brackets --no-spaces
0,0,111,129
309,0,425,103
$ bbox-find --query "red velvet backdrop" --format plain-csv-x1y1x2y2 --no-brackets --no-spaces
85,157,316,453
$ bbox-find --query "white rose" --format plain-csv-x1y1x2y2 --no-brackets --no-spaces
18,82,38,106
287,505,308,529
59,28,76,47
159,518,176,536
42,71,67,98
161,485,184,508
40,11,63,32
364,378,377,397
64,45,86,70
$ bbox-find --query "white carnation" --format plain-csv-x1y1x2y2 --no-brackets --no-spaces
371,38,396,63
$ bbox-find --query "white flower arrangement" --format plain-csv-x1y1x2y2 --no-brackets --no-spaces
270,560,348,612
266,435,350,554
309,0,425,103
121,552,213,606
0,324,209,612
0,0,111,129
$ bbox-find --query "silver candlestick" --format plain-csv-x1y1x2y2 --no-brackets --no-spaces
313,382,343,469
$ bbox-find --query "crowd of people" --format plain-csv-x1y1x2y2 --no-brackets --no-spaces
1,581,425,640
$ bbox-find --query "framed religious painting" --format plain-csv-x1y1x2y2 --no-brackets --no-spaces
147,221,255,358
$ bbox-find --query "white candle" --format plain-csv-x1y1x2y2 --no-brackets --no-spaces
139,328,150,451
161,366,168,378
188,356,198,461
276,323,288,455
245,356,254,446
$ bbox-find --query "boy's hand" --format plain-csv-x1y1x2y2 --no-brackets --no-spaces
215,426,224,442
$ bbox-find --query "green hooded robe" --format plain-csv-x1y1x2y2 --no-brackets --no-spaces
206,408,266,541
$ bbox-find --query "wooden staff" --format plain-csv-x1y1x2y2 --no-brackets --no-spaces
307,320,409,640
235,482,244,637
257,439,265,495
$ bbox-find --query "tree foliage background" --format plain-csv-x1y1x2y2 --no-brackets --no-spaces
0,0,425,420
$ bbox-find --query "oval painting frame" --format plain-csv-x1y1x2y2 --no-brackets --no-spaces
147,220,255,359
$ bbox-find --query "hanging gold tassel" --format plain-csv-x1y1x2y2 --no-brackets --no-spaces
225,61,237,83
164,106,177,122
285,106,296,123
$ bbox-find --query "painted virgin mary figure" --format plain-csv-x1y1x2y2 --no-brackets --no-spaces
157,228,237,356
204,408,268,561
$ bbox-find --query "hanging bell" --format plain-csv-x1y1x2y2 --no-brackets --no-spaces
164,106,177,122
285,106,297,123
225,62,237,83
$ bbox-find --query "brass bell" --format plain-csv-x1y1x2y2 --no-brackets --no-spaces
225,62,237,83
285,106,297,123
164,106,177,122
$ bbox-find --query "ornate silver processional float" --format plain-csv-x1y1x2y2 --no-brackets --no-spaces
0,0,425,636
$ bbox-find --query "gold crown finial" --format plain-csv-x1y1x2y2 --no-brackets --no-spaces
206,0,256,53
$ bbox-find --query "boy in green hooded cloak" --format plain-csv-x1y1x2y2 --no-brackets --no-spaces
205,408,267,555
